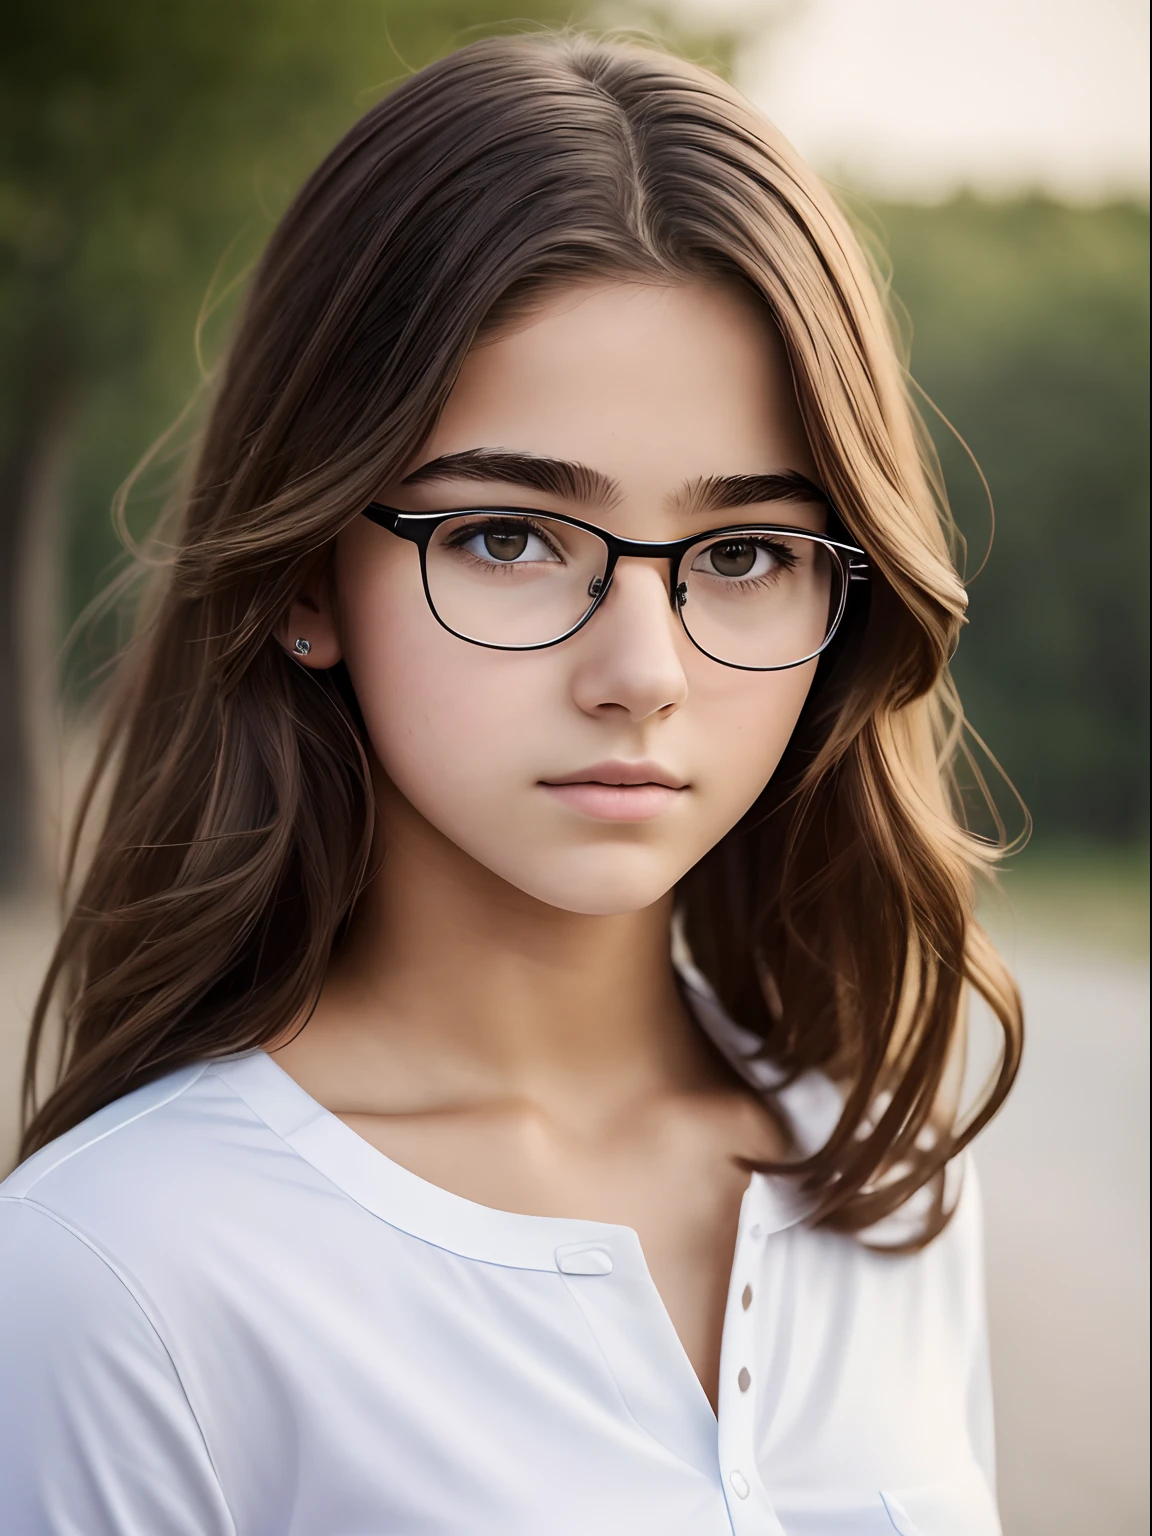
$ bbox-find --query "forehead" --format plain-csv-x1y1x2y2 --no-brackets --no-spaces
421,281,817,496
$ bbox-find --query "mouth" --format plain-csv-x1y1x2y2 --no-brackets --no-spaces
539,760,687,822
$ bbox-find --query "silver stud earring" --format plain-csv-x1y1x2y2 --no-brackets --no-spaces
293,637,312,657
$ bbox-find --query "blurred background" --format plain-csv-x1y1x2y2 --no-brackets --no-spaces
0,1,1147,1531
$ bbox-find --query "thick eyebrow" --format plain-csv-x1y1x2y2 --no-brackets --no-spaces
400,450,828,516
674,470,829,516
401,449,620,507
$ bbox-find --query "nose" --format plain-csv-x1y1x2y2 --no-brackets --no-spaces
569,558,690,722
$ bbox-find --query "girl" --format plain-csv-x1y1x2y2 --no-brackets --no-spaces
1,32,1021,1536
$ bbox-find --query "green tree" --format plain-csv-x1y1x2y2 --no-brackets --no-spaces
876,196,1149,844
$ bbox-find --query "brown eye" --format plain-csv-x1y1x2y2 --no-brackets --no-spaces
450,521,562,566
483,529,529,561
709,540,757,577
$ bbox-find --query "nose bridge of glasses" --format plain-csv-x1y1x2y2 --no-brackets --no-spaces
592,540,689,614
592,529,697,611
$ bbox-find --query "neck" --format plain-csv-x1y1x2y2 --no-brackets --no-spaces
303,778,713,1120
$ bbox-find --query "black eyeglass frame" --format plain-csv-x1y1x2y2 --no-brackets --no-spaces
362,501,870,672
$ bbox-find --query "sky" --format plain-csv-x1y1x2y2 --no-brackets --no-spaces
673,0,1150,200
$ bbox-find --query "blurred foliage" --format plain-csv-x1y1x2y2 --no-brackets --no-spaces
0,1,1146,879
873,198,1149,845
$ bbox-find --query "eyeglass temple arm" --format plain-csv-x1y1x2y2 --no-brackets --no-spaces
363,502,401,530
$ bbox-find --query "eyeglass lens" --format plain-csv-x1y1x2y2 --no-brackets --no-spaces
423,512,843,668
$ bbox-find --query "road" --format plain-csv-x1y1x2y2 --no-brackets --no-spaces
973,934,1149,1535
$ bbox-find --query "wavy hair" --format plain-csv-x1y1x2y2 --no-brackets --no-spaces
20,32,1022,1246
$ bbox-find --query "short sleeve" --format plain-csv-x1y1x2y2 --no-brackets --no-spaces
0,1197,234,1536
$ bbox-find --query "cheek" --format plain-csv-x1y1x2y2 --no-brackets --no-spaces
688,660,816,815
336,547,552,820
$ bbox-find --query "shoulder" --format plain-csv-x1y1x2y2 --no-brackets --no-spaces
0,1057,306,1277
763,1151,992,1373
0,1192,179,1383
750,1154,998,1498
1,1065,214,1341
862,1149,987,1263
3,1061,212,1202
843,1151,989,1308
4,1052,303,1190
0,1182,236,1533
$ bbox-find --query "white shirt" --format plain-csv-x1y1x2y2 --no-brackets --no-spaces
0,1021,1000,1536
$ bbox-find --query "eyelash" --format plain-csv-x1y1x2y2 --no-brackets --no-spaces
746,536,798,569
696,536,801,577
444,516,563,557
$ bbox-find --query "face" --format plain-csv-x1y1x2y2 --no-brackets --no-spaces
291,281,828,916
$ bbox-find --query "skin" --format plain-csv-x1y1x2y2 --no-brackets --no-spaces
274,280,827,1410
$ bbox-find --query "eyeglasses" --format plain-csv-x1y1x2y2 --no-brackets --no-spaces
361,502,869,671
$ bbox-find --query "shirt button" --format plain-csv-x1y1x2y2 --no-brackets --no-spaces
749,1223,764,1240
741,1283,753,1310
737,1366,751,1392
555,1244,613,1275
729,1470,750,1499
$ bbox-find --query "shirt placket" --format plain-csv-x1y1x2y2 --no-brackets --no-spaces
716,1178,788,1535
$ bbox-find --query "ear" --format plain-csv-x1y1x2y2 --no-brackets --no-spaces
275,560,343,670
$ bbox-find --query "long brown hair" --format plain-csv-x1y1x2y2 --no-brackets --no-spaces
21,32,1021,1246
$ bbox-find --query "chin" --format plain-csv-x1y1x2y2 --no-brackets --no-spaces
508,849,684,917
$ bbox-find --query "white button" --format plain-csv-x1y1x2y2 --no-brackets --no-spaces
555,1244,613,1275
749,1223,764,1240
729,1469,750,1499
737,1366,751,1392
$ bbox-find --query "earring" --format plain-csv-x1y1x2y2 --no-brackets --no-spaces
293,637,312,657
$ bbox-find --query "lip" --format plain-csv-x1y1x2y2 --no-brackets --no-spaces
539,761,687,822
542,760,687,790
